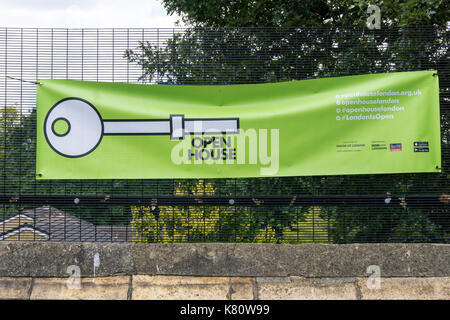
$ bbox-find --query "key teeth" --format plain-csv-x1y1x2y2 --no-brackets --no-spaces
170,114,185,140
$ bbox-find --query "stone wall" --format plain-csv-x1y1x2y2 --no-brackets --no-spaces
0,242,449,299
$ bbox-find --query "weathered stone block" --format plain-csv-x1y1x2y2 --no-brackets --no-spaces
132,275,251,300
0,277,32,299
1,242,449,279
257,277,357,300
357,277,450,300
30,276,129,300
230,278,254,300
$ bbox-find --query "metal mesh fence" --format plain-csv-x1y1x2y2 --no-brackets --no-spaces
0,26,448,243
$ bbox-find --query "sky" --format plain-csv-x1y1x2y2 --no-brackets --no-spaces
0,0,182,28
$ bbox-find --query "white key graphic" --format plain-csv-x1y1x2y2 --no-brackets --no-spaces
44,98,239,158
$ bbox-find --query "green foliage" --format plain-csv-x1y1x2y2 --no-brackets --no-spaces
0,104,19,177
131,180,332,243
1,106,35,194
131,180,252,242
162,0,449,27
281,207,332,243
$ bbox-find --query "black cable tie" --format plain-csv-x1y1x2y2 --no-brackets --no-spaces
6,76,42,85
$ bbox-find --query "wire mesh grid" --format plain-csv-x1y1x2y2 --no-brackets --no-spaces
0,26,448,243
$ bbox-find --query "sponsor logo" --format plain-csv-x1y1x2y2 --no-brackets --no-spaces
371,143,387,150
390,143,402,152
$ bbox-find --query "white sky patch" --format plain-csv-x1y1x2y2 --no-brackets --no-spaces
0,0,183,28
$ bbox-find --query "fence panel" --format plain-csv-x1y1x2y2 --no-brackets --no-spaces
0,27,448,243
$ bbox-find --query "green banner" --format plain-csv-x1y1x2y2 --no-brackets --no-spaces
36,70,441,179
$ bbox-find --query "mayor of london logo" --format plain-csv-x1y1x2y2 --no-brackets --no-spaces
44,97,240,158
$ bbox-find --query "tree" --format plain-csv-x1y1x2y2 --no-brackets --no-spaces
0,104,21,220
162,0,449,27
0,104,19,166
1,106,34,194
124,1,449,243
131,179,333,243
131,179,253,242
